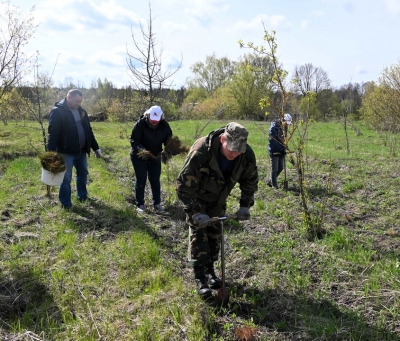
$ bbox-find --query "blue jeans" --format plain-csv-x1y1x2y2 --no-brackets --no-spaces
269,154,285,188
59,152,89,207
130,154,161,207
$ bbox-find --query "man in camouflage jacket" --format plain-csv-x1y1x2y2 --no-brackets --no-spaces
176,122,258,298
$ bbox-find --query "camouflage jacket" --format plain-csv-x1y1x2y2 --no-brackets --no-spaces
176,127,258,215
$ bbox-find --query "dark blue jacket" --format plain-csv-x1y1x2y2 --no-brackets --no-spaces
130,115,172,156
268,119,286,155
47,98,99,155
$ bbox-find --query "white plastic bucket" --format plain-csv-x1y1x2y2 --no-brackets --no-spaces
41,168,66,186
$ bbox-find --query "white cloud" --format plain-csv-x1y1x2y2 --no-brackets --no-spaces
383,0,400,14
269,15,290,29
181,0,230,26
312,10,326,17
162,21,188,35
35,0,141,32
229,14,290,35
301,20,308,29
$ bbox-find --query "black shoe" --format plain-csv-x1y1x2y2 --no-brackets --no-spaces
206,270,222,289
266,181,272,187
61,204,72,210
195,278,212,299
78,196,97,203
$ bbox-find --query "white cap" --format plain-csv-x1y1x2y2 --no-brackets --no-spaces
148,106,163,121
284,113,292,125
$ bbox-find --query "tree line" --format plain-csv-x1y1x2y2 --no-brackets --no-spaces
1,0,400,137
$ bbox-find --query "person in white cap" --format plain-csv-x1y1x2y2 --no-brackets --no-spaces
267,113,292,189
129,105,172,212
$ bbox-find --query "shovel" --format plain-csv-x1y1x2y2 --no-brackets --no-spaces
210,214,236,305
283,154,288,191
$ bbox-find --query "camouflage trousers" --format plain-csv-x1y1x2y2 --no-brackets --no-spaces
187,203,226,267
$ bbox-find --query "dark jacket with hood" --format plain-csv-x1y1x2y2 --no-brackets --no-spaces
176,127,258,215
47,98,99,155
130,114,172,157
268,119,286,156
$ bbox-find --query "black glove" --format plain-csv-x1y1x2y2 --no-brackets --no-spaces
236,207,250,221
192,213,211,228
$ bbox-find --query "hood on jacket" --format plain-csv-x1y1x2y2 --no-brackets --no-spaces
204,127,225,153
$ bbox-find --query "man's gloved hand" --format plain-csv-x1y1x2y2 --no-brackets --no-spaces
192,213,211,228
236,207,250,221
94,149,102,158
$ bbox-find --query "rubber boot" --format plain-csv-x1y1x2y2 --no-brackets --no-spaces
194,266,212,299
205,263,222,289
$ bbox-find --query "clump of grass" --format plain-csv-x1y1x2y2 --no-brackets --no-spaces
137,136,189,163
39,152,66,173
137,148,156,161
162,136,190,164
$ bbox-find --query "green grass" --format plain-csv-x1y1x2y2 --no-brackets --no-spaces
0,119,400,340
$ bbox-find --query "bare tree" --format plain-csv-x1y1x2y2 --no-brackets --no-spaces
0,0,37,100
17,57,58,151
292,63,330,96
126,3,182,111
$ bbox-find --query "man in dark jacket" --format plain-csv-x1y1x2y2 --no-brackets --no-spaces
130,106,172,212
176,122,258,298
267,113,292,189
47,89,101,209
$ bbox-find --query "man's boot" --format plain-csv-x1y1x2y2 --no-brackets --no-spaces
205,263,222,289
194,265,212,299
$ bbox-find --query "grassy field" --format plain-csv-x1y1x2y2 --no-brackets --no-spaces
0,119,399,341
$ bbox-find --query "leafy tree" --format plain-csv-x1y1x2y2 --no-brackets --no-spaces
335,82,363,119
362,61,400,131
228,53,274,119
0,87,27,124
299,92,319,119
183,86,209,105
126,3,182,112
107,98,126,122
188,53,235,94
190,86,234,120
0,0,37,101
316,88,341,121
229,62,263,119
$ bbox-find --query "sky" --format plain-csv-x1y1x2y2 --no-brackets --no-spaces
4,0,400,90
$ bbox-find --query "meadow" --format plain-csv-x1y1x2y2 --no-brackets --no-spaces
0,119,399,341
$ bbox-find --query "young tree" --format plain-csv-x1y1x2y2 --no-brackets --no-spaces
0,0,37,101
239,25,325,240
22,64,57,150
126,3,182,113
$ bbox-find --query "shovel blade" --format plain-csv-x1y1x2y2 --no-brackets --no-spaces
283,180,288,190
217,287,230,305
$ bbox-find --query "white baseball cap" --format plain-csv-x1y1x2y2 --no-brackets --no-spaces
284,113,292,125
148,106,163,121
